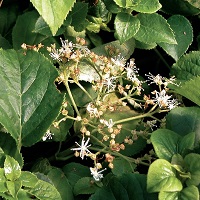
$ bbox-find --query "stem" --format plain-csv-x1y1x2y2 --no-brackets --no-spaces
76,81,94,101
63,70,80,116
154,48,170,69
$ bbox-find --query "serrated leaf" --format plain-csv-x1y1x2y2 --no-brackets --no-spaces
174,76,200,106
159,15,193,61
184,153,200,186
47,168,74,200
170,51,200,80
19,171,38,188
160,0,200,16
112,157,136,176
132,0,162,13
30,0,76,35
12,11,47,50
151,129,180,161
29,179,62,200
74,177,99,196
147,159,182,193
0,49,63,147
4,156,21,181
166,107,200,146
114,12,140,43
134,13,176,44
6,180,21,198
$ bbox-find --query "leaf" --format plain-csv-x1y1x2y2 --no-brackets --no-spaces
29,179,62,200
114,12,140,43
174,76,200,106
0,132,23,167
63,162,91,187
4,156,21,181
0,49,63,147
12,11,47,50
159,15,193,61
30,0,76,35
92,38,135,60
184,153,200,186
69,2,88,32
166,107,200,146
170,51,200,80
183,0,200,9
159,185,199,200
74,177,99,196
0,34,12,49
151,129,180,161
112,157,136,176
147,159,182,193
47,168,74,200
114,0,140,8
19,171,38,188
135,39,157,50
159,0,200,16
134,13,176,44
6,180,21,198
132,0,162,13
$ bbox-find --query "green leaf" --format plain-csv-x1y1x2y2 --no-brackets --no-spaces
171,51,200,80
182,0,200,9
0,132,23,167
132,0,162,13
0,49,63,147
159,15,193,61
135,39,157,50
159,185,199,200
114,0,140,8
112,157,136,176
134,13,176,44
160,0,200,16
30,0,76,35
114,12,140,43
0,34,12,49
69,2,88,32
47,168,74,200
4,156,21,181
19,171,38,188
92,38,135,60
63,162,91,187
104,0,122,14
174,76,200,106
74,177,99,195
151,129,180,161
29,179,62,200
166,107,200,146
6,180,21,198
147,159,182,193
12,11,47,50
184,153,200,186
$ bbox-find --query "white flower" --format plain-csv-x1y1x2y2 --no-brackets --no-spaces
103,76,116,92
167,99,179,110
111,54,126,68
86,103,99,117
152,90,172,108
71,137,91,159
90,167,106,181
145,73,164,85
49,49,62,61
100,119,114,128
42,130,54,141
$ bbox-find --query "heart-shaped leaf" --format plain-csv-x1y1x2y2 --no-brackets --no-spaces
0,49,63,147
30,0,76,35
159,15,193,61
147,159,182,193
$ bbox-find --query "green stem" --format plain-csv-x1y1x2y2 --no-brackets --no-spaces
63,71,80,116
76,81,94,101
